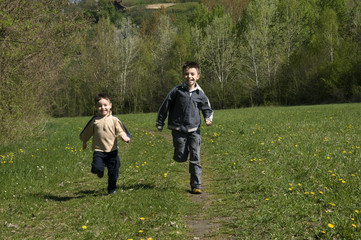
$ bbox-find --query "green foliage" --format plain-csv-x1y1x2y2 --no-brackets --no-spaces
79,0,124,23
0,0,87,142
2,0,361,133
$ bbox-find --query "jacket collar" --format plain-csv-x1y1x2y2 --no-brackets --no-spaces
97,111,112,118
182,82,200,92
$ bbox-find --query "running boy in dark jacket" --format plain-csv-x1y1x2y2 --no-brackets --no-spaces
156,61,213,194
80,93,130,194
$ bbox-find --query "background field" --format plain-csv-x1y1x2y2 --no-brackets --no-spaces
1,103,361,239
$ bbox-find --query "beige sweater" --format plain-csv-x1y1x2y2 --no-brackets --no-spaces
80,113,127,152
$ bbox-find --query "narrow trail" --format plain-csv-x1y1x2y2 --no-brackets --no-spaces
187,169,221,239
150,129,224,239
145,3,177,9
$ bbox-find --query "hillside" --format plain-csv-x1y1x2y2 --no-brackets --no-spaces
122,1,201,24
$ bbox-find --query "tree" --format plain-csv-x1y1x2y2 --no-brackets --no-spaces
113,17,140,113
239,0,279,105
0,0,85,141
192,15,239,108
150,14,178,104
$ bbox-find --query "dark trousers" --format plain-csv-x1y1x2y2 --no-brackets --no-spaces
91,150,120,193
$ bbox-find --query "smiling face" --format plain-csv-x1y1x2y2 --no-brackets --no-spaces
183,67,200,90
96,98,112,117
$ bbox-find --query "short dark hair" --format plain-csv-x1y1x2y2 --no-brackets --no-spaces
94,93,111,104
182,61,200,74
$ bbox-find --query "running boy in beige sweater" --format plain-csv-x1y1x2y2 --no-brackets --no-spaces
80,93,130,194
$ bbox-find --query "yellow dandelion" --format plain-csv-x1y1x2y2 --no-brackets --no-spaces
319,191,323,194
304,192,309,195
321,231,326,234
329,203,336,206
355,210,359,213
352,218,355,221
328,223,334,228
265,198,269,201
140,217,145,221
139,230,143,233
288,188,292,191
82,225,87,230
352,224,357,228
311,192,315,195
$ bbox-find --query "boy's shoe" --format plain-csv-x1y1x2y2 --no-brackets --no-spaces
97,171,104,178
108,190,116,195
191,188,202,194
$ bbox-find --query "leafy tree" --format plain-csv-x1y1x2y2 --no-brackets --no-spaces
79,0,123,23
0,0,85,141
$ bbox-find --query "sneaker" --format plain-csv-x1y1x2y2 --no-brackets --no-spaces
97,171,104,178
191,188,202,194
108,190,116,195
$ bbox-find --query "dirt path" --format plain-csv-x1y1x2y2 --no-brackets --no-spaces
187,173,221,239
157,130,221,239
150,129,224,239
145,3,176,9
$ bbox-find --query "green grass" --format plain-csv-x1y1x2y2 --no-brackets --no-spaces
203,104,361,239
2,103,361,239
1,114,191,239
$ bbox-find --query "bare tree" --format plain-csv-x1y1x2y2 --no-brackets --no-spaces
114,17,140,112
192,15,238,108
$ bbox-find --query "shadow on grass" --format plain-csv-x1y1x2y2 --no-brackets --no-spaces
34,184,158,202
41,190,106,202
118,183,155,191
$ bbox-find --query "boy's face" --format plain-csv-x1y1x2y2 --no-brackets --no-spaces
96,98,112,117
183,67,200,89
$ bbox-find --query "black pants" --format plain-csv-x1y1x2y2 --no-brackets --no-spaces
91,150,120,193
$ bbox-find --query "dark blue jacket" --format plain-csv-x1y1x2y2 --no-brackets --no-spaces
156,83,213,133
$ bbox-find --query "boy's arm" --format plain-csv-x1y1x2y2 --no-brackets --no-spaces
116,119,130,143
201,95,213,126
156,88,176,131
80,116,96,148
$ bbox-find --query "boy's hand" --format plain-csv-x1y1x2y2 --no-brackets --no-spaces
82,142,87,150
205,120,212,126
122,136,130,143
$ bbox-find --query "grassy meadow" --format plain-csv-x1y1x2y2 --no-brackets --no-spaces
1,103,361,239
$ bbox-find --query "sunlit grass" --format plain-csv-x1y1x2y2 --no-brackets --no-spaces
0,114,191,239
2,103,361,239
203,104,361,239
